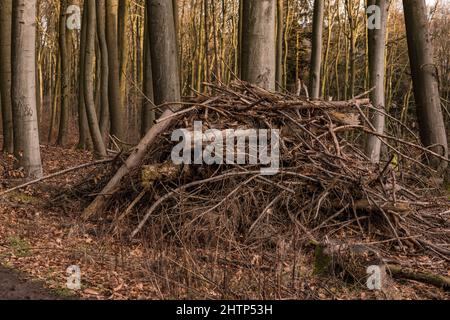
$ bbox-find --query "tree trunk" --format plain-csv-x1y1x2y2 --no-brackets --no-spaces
403,0,449,170
11,0,43,179
96,0,110,140
241,0,276,91
141,6,155,136
77,4,91,149
84,0,107,159
309,0,325,100
365,0,388,163
0,0,14,154
275,0,283,90
147,0,181,106
118,0,129,123
106,0,125,142
83,0,181,218
57,0,74,146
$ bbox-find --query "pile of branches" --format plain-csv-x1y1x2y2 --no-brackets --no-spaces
76,82,448,259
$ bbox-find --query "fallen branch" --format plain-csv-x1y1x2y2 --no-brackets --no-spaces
82,108,179,220
0,159,113,198
387,265,450,291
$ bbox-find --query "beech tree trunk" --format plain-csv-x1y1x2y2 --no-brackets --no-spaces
365,0,388,163
77,5,91,149
96,0,110,140
57,0,74,146
106,0,125,142
141,7,155,136
403,0,448,170
147,0,181,106
11,0,43,179
118,0,129,122
0,0,14,153
83,0,181,218
84,0,107,159
275,0,283,90
309,0,325,100
241,0,276,90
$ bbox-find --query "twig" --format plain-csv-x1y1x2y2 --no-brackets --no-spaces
0,159,113,198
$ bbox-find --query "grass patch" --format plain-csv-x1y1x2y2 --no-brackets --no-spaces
7,191,42,205
8,236,31,257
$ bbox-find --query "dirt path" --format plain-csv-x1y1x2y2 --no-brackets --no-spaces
0,266,59,300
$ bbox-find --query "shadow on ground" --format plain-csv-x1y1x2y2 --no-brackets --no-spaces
0,266,62,300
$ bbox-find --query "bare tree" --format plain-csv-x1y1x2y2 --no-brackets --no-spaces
57,0,75,146
96,0,110,140
241,0,277,90
11,0,43,179
77,4,91,149
403,0,448,170
276,0,284,90
118,0,129,117
309,0,325,100
147,0,181,105
141,6,155,136
365,0,388,163
0,0,13,153
106,0,125,142
84,0,107,158
83,0,181,217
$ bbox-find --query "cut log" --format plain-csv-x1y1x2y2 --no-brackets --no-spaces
352,200,411,213
141,162,180,188
332,199,411,213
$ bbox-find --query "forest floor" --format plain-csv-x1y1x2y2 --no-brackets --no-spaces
0,266,60,300
0,142,449,300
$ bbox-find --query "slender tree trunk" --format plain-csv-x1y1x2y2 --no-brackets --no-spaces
141,6,155,136
11,0,43,179
309,0,325,100
106,0,125,142
241,0,277,90
203,0,209,87
96,0,110,140
403,0,448,170
84,0,107,158
49,54,61,143
57,0,74,146
118,0,129,120
365,0,388,163
77,4,91,149
84,0,181,218
147,0,181,106
275,0,283,90
0,0,14,153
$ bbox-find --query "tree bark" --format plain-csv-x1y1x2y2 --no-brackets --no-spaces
309,0,325,100
275,0,283,90
96,0,110,140
147,0,181,106
57,0,75,146
106,0,125,142
118,0,129,124
84,0,107,159
365,0,388,163
83,0,181,218
77,4,91,149
241,0,277,90
141,6,155,136
11,0,43,179
0,0,14,154
403,0,448,170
